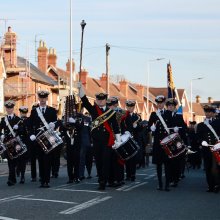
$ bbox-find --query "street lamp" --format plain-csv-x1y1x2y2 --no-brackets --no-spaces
190,77,204,121
146,58,165,119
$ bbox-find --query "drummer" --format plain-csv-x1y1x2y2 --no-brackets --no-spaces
166,98,188,187
0,100,24,186
148,95,173,191
196,105,220,193
121,100,142,182
29,90,58,188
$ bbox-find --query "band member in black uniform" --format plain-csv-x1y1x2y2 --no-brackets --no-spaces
29,103,40,182
29,90,57,188
16,106,29,184
197,105,220,192
187,121,201,169
121,100,142,181
60,110,83,184
0,100,24,186
148,95,173,191
107,97,125,186
78,82,120,190
79,111,93,180
166,98,187,187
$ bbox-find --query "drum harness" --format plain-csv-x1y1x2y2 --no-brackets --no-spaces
204,120,219,142
156,111,170,135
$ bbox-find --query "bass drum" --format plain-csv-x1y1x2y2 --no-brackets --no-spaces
114,131,140,160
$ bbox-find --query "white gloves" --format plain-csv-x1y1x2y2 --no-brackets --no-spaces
77,82,85,98
150,125,156,132
133,123,137,128
201,141,208,147
115,134,122,143
1,135,4,141
49,122,55,130
68,117,76,124
13,124,18,130
113,134,122,149
30,135,36,141
174,126,179,133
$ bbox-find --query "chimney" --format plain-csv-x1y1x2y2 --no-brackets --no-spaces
80,68,88,87
208,97,213,104
119,80,128,97
3,26,17,67
37,40,48,73
48,48,57,67
100,73,107,91
136,84,144,101
196,95,201,103
66,59,75,72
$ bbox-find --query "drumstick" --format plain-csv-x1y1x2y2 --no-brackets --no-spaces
167,127,182,130
37,121,58,131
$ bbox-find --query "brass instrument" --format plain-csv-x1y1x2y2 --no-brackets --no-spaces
133,113,141,127
115,107,127,126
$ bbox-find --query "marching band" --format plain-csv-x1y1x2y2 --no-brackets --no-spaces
0,89,220,194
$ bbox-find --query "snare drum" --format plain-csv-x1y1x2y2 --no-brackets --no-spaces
160,133,185,159
36,129,63,154
113,132,140,160
4,136,27,160
210,142,220,165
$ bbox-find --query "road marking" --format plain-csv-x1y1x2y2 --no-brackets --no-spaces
0,195,22,204
116,182,140,191
60,196,112,214
144,174,156,180
16,197,78,204
53,188,107,194
136,173,148,176
123,182,147,191
0,216,19,220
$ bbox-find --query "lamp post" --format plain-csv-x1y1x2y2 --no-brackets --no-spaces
190,77,203,121
146,58,165,119
106,43,110,95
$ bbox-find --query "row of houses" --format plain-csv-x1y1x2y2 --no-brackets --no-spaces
0,27,209,123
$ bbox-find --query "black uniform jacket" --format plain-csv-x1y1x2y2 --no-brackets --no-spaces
148,110,173,164
81,95,120,146
29,106,57,135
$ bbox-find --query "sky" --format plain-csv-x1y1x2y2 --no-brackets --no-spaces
1,0,220,103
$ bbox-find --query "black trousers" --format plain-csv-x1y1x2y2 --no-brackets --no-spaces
37,147,52,185
125,155,137,179
29,143,39,179
51,145,62,176
16,153,27,178
156,161,171,188
93,142,113,186
66,144,80,180
8,158,17,183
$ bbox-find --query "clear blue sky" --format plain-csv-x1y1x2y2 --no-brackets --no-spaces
1,0,220,102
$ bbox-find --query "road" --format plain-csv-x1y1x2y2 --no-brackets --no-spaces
0,160,219,220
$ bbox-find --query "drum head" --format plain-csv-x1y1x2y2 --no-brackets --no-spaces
161,133,177,144
213,143,220,152
121,133,130,143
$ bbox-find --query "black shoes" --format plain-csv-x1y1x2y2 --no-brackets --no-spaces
74,178,81,184
86,175,92,179
206,188,214,192
98,184,105,190
7,181,15,186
